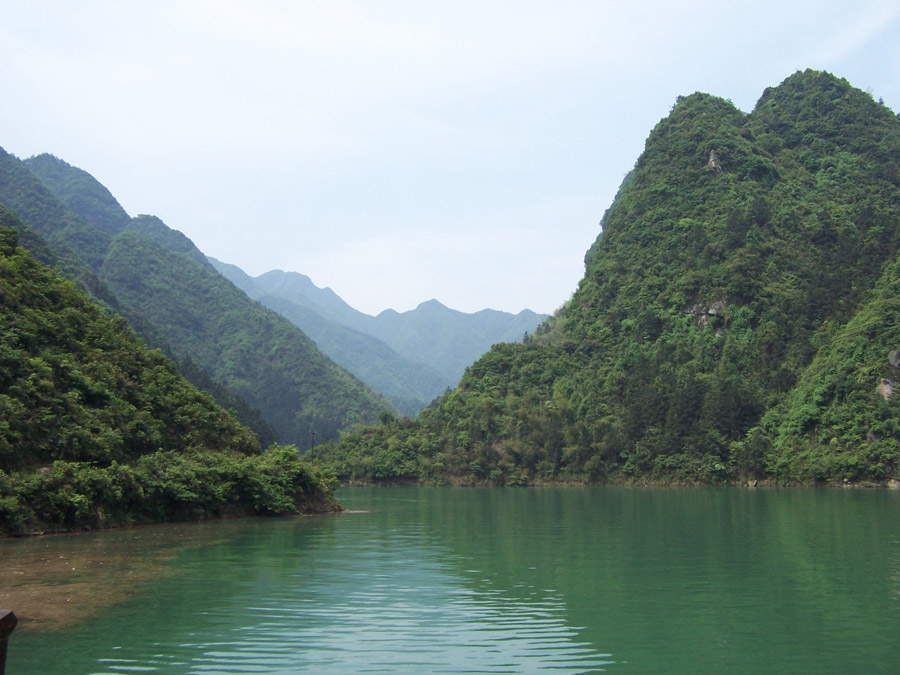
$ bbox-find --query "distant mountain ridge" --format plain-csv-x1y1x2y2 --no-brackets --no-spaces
209,259,548,415
366,299,547,383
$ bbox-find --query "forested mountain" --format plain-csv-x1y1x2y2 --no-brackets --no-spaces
101,231,386,443
23,153,132,235
311,70,900,486
0,149,389,447
0,219,338,535
248,268,548,384
211,259,547,413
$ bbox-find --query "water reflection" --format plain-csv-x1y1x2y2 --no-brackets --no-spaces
7,487,900,674
9,507,614,673
172,561,611,673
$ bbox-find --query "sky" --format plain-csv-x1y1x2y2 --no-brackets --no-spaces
1,1,899,315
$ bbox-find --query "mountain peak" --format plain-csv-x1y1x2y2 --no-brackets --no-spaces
24,153,132,236
416,299,449,312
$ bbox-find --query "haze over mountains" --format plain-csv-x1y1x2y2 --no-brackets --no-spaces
0,208,341,535
0,149,546,448
211,258,546,416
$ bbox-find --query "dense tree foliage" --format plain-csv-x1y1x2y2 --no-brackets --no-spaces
0,223,338,535
127,214,213,268
311,70,900,486
101,231,389,444
1,446,339,537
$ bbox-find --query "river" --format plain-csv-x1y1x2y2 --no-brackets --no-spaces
3,487,899,673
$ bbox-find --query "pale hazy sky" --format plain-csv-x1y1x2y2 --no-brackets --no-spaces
2,1,898,314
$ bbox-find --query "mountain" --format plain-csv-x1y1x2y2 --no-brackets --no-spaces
0,218,338,536
22,153,132,235
0,149,389,447
0,150,112,278
101,231,387,442
252,267,370,331
251,294,447,419
366,299,548,384
249,268,548,383
310,70,900,486
211,259,448,415
211,259,548,413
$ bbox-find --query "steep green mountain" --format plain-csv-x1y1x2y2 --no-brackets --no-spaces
0,220,338,535
100,230,387,444
0,150,111,272
311,70,900,486
210,258,448,416
0,148,112,284
3,154,279,443
211,259,548,411
253,294,446,418
0,149,389,446
127,214,214,268
0,148,185,355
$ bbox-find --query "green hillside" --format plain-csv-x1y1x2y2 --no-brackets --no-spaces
23,153,132,235
0,150,111,272
256,293,447,418
0,148,389,446
311,70,900,486
101,230,387,443
0,218,338,536
211,259,547,414
758,254,900,482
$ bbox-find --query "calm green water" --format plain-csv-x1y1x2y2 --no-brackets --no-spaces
4,487,900,673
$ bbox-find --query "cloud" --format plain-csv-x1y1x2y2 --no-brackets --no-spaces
801,1,900,64
287,188,603,315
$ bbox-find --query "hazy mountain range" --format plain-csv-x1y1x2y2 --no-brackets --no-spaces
210,258,546,416
0,149,546,446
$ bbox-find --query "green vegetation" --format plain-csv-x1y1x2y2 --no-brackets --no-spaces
0,146,390,447
311,70,900,486
100,231,388,443
23,153,132,235
0,221,338,536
